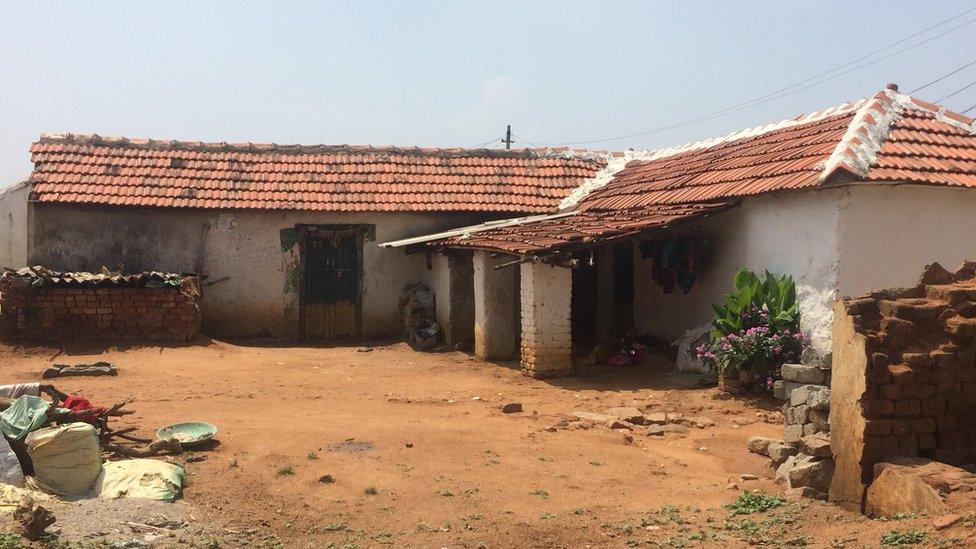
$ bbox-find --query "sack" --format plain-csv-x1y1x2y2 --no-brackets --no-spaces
674,323,713,374
94,459,186,501
26,422,102,496
1,396,51,440
0,436,24,487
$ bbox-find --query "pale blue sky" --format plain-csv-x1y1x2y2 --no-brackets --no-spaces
3,1,976,185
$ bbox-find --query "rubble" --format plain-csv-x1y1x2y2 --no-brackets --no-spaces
500,402,522,413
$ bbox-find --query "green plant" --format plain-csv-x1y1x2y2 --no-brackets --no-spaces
724,492,786,515
363,486,378,495
697,269,806,380
880,530,926,546
307,451,319,460
276,466,294,476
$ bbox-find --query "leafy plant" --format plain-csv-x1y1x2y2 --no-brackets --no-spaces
880,530,926,546
724,492,786,515
696,269,807,381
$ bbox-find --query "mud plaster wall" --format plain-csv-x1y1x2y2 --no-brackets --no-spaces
830,267,976,510
27,203,489,339
0,182,28,268
633,188,844,360
432,251,474,348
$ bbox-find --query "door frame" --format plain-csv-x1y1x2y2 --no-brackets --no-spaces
297,224,368,342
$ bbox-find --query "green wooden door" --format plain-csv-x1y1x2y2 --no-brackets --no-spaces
301,229,361,340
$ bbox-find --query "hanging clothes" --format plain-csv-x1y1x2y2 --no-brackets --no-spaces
640,240,706,294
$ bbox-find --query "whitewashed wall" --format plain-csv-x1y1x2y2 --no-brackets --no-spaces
0,182,28,268
837,185,976,296
633,188,846,361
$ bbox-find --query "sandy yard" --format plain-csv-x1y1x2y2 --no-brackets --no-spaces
0,340,962,548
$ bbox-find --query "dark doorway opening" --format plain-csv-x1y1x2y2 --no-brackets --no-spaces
571,259,599,352
613,242,635,335
299,225,366,341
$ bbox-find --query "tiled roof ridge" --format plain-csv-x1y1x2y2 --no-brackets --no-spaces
820,88,976,181
36,133,614,161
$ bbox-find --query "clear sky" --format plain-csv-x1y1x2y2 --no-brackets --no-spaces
3,1,976,186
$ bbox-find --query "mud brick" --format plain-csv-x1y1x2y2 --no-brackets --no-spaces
889,364,915,384
937,417,958,432
957,349,976,368
918,434,937,449
903,384,936,399
848,298,879,317
938,431,966,448
938,382,963,394
902,352,932,369
890,420,912,436
879,383,903,399
861,437,885,464
912,418,936,433
862,399,895,416
868,366,892,384
894,400,921,417
898,435,919,455
881,436,901,457
935,448,969,466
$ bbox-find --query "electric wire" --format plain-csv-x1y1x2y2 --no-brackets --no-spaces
908,59,976,93
934,79,976,103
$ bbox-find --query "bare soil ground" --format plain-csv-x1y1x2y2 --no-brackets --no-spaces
0,340,967,548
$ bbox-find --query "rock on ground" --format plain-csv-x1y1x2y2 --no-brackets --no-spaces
746,436,775,456
787,456,834,493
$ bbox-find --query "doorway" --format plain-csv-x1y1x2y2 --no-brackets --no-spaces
299,225,365,341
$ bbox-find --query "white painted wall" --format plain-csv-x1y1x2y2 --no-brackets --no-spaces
520,262,573,375
0,182,28,268
472,251,519,360
837,185,976,296
634,188,845,361
432,253,452,336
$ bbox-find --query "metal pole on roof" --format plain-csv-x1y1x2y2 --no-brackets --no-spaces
502,125,514,150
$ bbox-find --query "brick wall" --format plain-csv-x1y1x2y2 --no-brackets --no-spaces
520,262,572,377
830,261,976,508
0,282,201,342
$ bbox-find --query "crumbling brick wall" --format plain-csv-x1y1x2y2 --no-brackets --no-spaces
830,261,976,509
0,280,201,342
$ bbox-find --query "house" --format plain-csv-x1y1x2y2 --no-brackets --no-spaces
384,86,976,377
18,139,608,339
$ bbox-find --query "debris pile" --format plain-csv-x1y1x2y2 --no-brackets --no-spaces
399,283,440,349
748,433,834,500
0,372,216,542
773,363,831,442
549,406,714,439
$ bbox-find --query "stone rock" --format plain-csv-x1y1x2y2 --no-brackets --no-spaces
788,456,834,493
606,419,633,430
767,441,799,465
919,262,954,286
746,436,775,456
13,496,55,541
781,363,826,384
318,474,335,484
665,412,683,423
740,473,758,480
785,404,809,425
775,455,800,484
645,424,690,436
622,432,634,445
605,407,645,424
774,380,806,401
866,459,951,517
783,424,804,443
807,387,830,411
679,416,714,429
643,412,669,425
809,410,830,433
785,486,827,501
725,482,739,491
571,411,613,423
799,434,831,457
932,514,962,531
501,402,522,413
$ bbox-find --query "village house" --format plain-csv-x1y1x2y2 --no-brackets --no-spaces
4,85,976,373
10,142,606,340
384,86,976,377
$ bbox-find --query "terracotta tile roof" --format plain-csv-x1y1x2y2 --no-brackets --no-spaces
422,88,976,255
578,89,976,211
431,202,734,255
28,136,609,213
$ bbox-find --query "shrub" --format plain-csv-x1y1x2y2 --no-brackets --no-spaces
696,269,807,385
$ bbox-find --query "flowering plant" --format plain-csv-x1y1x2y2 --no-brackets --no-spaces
694,269,808,385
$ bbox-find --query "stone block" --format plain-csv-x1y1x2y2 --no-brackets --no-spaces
807,387,830,411
800,434,832,457
767,441,799,465
604,407,645,424
781,363,826,384
773,380,806,401
809,409,830,432
788,456,834,493
784,424,804,443
747,436,775,456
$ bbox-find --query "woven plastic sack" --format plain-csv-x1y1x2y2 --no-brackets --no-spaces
94,459,186,501
0,436,24,487
26,422,101,496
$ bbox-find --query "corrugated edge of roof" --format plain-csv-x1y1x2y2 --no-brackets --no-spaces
378,211,579,248
35,133,615,161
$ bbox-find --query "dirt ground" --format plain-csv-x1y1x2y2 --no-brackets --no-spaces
0,340,968,548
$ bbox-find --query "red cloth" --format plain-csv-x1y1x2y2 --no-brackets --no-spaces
62,395,107,424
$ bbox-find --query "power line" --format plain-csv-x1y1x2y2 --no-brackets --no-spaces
909,59,976,93
962,103,976,114
523,10,976,146
934,79,976,103
470,137,501,149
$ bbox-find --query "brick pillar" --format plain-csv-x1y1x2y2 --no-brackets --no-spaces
473,251,519,360
595,246,615,342
520,262,572,377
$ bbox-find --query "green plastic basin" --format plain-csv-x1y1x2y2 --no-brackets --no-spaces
156,421,218,447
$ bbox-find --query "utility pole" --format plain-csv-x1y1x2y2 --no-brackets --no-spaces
502,125,514,150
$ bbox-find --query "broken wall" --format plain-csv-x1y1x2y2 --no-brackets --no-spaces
830,262,976,509
0,182,28,269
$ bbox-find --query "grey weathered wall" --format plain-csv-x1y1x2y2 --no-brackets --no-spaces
28,203,490,339
0,182,29,268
